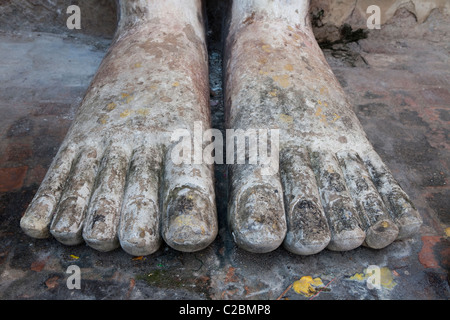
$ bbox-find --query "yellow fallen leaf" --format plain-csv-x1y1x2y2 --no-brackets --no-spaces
349,272,367,281
292,276,324,297
70,255,79,260
380,267,396,289
132,256,145,261
349,267,397,289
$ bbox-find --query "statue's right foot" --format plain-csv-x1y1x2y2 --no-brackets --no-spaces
20,0,218,256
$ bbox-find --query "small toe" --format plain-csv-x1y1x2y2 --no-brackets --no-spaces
365,150,422,240
20,145,76,239
280,147,330,255
311,151,365,251
118,147,163,256
50,147,100,245
337,151,399,249
83,145,131,252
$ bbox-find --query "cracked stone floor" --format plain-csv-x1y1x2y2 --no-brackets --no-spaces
0,9,449,300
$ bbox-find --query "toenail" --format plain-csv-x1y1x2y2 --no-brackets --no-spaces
163,188,217,252
232,185,286,253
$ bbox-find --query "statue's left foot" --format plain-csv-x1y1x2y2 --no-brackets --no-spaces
224,1,422,255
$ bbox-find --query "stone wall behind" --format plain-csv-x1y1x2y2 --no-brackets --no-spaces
0,0,449,41
310,0,450,42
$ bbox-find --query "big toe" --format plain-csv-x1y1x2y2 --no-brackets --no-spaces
163,187,217,252
231,184,286,253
